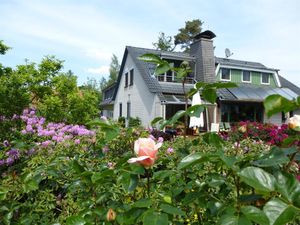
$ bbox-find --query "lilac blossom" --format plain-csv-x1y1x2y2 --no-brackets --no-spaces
6,149,20,160
6,157,14,166
74,139,81,145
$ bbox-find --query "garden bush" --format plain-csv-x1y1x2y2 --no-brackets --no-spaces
1,52,300,224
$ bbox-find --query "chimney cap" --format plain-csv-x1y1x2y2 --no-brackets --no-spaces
194,30,216,40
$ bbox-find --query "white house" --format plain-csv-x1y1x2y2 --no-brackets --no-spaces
101,30,300,129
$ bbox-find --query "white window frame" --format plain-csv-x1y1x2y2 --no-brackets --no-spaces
261,73,270,85
220,68,231,81
242,70,251,83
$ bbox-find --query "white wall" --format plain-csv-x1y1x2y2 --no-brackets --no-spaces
113,53,162,127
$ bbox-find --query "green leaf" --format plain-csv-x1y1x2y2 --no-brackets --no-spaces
263,198,298,225
72,160,85,174
0,187,8,201
238,167,275,192
218,214,252,225
143,211,169,225
202,132,224,149
160,110,185,129
160,203,185,216
151,117,163,126
264,94,296,117
91,170,114,183
213,82,238,89
252,147,289,167
241,206,269,225
133,199,152,208
66,216,86,225
178,152,208,170
138,53,163,64
154,63,171,75
186,104,205,117
128,174,138,192
207,173,226,188
202,87,217,104
275,172,300,204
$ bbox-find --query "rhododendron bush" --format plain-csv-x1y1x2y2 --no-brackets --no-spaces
0,53,300,224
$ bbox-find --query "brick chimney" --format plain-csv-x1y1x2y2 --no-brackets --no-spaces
190,30,216,83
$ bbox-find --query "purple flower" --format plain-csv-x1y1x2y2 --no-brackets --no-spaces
6,157,14,166
0,160,6,166
167,147,174,154
149,135,156,141
107,162,116,169
6,149,20,160
41,140,52,148
27,148,35,156
158,137,164,143
74,139,80,145
3,140,10,147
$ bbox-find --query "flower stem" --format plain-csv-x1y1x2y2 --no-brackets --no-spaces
146,169,151,197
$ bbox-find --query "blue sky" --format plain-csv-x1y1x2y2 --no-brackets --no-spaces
1,0,300,87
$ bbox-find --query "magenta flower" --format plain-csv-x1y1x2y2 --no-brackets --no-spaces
74,139,80,145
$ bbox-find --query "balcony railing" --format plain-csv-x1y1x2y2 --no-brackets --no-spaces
156,75,195,84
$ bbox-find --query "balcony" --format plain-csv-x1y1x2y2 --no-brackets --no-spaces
156,75,195,84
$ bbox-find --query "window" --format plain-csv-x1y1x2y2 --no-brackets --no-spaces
127,102,131,119
221,68,231,81
125,72,128,87
119,103,122,117
129,69,134,86
242,71,251,83
261,73,270,84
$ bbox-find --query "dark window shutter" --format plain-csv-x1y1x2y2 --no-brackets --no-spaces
130,69,134,85
119,103,122,117
125,73,128,87
127,102,131,119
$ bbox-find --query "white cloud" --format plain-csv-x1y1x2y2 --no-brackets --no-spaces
87,66,109,75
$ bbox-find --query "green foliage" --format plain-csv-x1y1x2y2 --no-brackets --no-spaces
264,94,300,118
109,54,120,83
174,19,203,52
128,117,141,127
152,32,175,51
0,40,11,55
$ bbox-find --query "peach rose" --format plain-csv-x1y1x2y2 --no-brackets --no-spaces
127,138,162,168
288,115,300,130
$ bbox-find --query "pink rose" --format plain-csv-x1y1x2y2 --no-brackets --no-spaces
128,138,162,168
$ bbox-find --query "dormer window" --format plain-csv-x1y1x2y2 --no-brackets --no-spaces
221,68,231,81
242,71,251,83
261,73,270,84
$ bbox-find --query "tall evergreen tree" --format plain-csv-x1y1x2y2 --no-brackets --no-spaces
108,54,120,83
174,19,203,52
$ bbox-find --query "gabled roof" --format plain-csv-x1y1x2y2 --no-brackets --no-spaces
278,75,300,96
113,46,195,102
112,45,299,104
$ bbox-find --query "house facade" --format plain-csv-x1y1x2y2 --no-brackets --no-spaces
101,30,300,129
